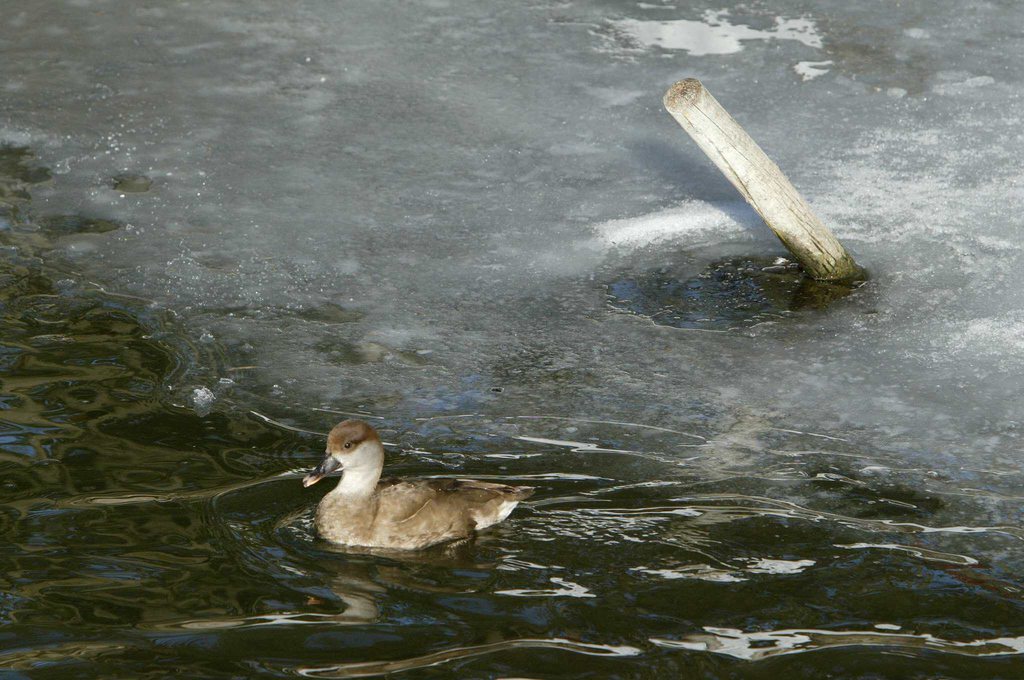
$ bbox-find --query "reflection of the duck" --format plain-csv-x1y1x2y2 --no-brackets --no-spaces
165,539,501,631
322,570,381,625
321,540,499,624
291,545,637,679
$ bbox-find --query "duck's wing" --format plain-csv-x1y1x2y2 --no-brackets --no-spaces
369,480,473,547
424,478,535,502
377,478,534,534
380,477,534,500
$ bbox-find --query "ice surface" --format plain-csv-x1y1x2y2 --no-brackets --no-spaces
1,0,1022,489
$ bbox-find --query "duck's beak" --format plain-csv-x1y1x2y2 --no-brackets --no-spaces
302,453,343,487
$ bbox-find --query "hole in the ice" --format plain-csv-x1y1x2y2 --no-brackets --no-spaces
314,338,431,366
37,214,123,235
0,145,52,225
297,303,366,324
0,145,52,186
606,255,863,330
111,173,153,193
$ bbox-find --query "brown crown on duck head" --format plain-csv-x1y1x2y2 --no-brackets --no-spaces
326,419,381,454
303,420,383,488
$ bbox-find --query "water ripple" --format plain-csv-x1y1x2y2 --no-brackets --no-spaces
836,542,979,566
294,638,642,678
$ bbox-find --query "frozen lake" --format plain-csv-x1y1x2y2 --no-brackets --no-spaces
1,0,1023,676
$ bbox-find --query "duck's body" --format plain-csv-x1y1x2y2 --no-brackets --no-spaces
303,420,534,550
314,476,532,550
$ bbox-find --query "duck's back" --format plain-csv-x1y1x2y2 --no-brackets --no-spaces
317,478,533,550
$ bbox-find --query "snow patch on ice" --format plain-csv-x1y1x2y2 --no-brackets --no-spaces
594,201,757,249
932,75,995,95
794,60,833,81
584,86,645,108
605,10,823,56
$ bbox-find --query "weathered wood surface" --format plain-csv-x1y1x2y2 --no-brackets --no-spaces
664,78,860,281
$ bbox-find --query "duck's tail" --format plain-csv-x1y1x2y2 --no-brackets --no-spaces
507,484,536,501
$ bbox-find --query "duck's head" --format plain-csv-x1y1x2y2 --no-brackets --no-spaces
302,419,384,488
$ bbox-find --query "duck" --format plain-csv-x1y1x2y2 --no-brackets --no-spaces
302,420,535,550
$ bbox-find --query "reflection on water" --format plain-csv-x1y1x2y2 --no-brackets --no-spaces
653,626,1024,661
2,146,1024,677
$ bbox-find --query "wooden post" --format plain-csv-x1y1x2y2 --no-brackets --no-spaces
663,78,861,281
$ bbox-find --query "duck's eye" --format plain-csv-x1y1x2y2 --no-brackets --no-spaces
344,442,353,449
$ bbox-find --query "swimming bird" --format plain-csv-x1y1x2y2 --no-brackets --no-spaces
302,420,535,550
